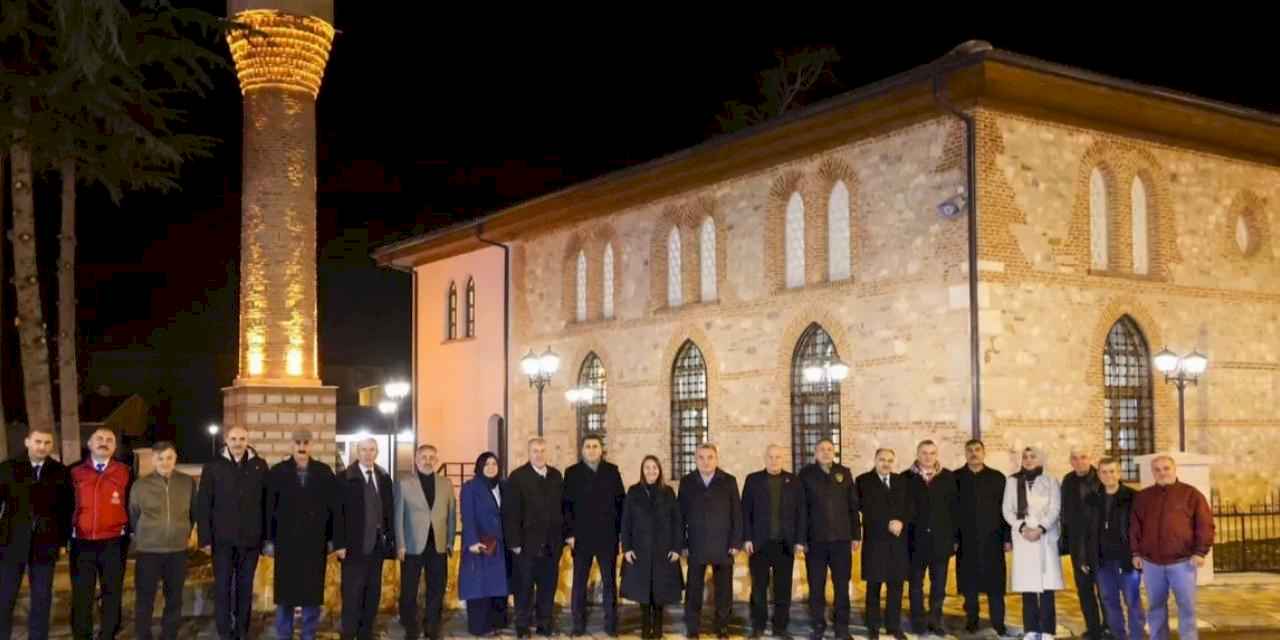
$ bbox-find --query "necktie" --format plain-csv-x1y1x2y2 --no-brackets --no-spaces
366,470,375,493
33,465,41,481
882,475,890,489
96,463,105,473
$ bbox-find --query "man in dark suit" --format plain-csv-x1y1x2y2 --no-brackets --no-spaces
742,444,805,639
678,442,742,639
562,435,626,636
954,439,1012,636
0,426,72,640
856,448,913,640
504,437,566,638
797,438,860,640
904,439,960,636
334,437,395,640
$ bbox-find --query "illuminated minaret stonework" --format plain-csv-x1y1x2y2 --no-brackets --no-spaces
222,0,337,459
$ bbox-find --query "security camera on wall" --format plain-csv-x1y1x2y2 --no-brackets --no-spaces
937,193,968,219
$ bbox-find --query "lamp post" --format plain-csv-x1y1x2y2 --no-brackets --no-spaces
802,357,850,386
384,380,410,474
207,424,220,458
378,399,398,478
520,347,560,436
1153,348,1208,452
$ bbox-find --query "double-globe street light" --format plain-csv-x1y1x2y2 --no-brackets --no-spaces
1153,348,1208,452
521,347,560,437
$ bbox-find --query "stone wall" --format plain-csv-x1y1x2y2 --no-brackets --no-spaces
975,108,1280,502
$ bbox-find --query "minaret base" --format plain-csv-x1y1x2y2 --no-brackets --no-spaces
221,384,338,465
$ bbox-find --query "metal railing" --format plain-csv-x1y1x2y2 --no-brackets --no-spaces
1211,490,1280,573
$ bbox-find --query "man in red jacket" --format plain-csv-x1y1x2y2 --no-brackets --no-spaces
1129,455,1214,640
70,428,132,640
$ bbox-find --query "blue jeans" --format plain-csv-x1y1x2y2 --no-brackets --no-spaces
1096,559,1146,640
1142,558,1197,640
274,605,322,640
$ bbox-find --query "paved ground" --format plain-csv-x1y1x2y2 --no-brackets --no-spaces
17,573,1280,638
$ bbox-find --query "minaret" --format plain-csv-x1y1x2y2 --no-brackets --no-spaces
222,0,337,460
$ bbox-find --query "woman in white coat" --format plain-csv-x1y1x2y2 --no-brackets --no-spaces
1003,446,1064,640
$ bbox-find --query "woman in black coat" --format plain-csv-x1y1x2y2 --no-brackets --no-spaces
620,456,684,639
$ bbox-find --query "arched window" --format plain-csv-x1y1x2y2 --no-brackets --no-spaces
1131,177,1150,275
602,243,615,319
671,340,708,479
1090,168,1109,270
785,192,805,288
576,353,608,444
699,217,717,303
828,181,851,282
1103,316,1155,481
667,228,683,307
791,323,842,471
575,250,588,322
465,277,476,337
446,282,457,340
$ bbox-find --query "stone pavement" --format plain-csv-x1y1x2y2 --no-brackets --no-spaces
15,573,1280,638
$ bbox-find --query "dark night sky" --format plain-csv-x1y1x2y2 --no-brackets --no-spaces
3,15,1275,458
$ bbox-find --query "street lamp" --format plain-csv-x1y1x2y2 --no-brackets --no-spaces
1153,347,1209,452
379,399,399,477
802,357,850,385
207,424,220,458
521,346,560,436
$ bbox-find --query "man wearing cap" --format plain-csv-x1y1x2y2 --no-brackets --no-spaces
266,430,337,640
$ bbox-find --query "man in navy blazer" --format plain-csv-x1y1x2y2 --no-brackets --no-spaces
678,443,742,639
741,444,805,638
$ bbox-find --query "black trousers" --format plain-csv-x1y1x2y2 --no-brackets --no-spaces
805,541,852,636
70,537,126,640
212,545,259,640
685,559,733,635
865,581,905,634
1022,590,1057,634
908,555,950,630
962,585,1006,630
1071,554,1104,635
135,551,187,640
465,597,509,636
400,550,448,638
513,547,560,632
748,541,793,634
570,547,618,632
0,545,57,640
341,553,385,640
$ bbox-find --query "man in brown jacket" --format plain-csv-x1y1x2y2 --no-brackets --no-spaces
1129,455,1214,640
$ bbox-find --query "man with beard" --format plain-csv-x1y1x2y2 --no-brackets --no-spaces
954,439,1012,637
266,430,337,640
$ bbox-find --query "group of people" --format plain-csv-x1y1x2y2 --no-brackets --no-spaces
0,424,1216,640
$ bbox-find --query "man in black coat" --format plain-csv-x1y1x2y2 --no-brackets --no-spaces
333,436,395,640
562,434,626,636
742,444,805,639
678,443,742,639
856,448,913,640
504,437,566,638
904,440,960,636
196,426,270,640
0,427,72,640
797,439,859,640
265,430,336,640
1062,447,1104,640
954,439,1011,636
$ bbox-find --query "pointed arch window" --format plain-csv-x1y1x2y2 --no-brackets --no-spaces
671,340,708,478
1103,316,1155,481
791,323,843,470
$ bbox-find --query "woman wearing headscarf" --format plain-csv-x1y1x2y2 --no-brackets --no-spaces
619,455,684,639
1003,446,1065,640
460,452,510,636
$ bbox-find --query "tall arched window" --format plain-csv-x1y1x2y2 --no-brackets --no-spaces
575,250,588,322
465,277,476,337
699,217,717,303
1103,316,1155,481
828,181,851,282
785,192,805,288
1090,168,1109,270
1131,177,1150,275
576,353,608,444
791,323,842,471
446,281,457,340
602,243,615,319
671,340,708,479
667,227,683,307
